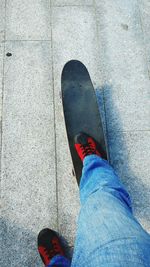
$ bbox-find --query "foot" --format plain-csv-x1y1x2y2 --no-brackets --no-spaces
74,132,101,161
38,228,65,266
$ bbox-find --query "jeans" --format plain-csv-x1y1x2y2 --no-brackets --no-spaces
48,155,150,267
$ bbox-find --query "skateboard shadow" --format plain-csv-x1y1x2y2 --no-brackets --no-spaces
95,83,150,228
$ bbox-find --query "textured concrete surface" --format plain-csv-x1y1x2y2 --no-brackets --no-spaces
1,41,57,266
96,0,150,132
0,0,5,41
0,0,150,266
6,0,51,40
139,0,150,74
51,0,93,6
0,43,3,119
0,43,4,164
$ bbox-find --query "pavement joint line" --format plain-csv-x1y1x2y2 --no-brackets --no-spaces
137,0,150,80
3,40,52,42
50,0,59,233
52,5,93,7
93,0,110,159
52,5,93,8
1,0,7,178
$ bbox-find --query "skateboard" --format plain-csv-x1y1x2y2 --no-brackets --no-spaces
61,60,107,184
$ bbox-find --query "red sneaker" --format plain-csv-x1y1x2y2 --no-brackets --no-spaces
74,132,101,161
38,228,65,266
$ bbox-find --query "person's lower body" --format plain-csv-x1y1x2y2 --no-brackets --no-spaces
38,154,150,267
71,155,150,266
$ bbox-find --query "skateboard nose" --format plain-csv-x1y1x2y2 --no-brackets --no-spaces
74,132,88,145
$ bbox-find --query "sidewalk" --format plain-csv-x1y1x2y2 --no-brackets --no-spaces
0,0,150,266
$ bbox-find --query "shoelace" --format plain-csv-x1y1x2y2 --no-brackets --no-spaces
80,141,95,156
39,238,63,258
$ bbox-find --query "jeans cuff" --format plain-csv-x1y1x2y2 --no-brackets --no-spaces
83,154,103,166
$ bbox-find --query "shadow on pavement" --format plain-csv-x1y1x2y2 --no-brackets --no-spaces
96,84,150,225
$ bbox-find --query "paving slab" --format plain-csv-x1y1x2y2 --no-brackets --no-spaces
52,6,104,245
51,0,93,6
0,43,4,165
1,41,57,267
0,0,5,41
6,0,51,40
0,43,4,121
108,130,150,233
95,0,150,132
139,0,150,76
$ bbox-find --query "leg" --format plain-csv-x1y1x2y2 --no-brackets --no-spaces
71,155,150,267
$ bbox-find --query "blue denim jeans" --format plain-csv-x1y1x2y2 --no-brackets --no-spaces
48,155,150,267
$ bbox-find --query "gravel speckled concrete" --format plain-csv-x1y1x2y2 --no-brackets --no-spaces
6,0,51,40
0,43,4,120
139,0,150,75
0,43,4,164
1,41,57,267
96,0,150,132
0,0,5,41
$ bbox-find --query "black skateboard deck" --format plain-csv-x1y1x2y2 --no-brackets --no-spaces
61,60,107,184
